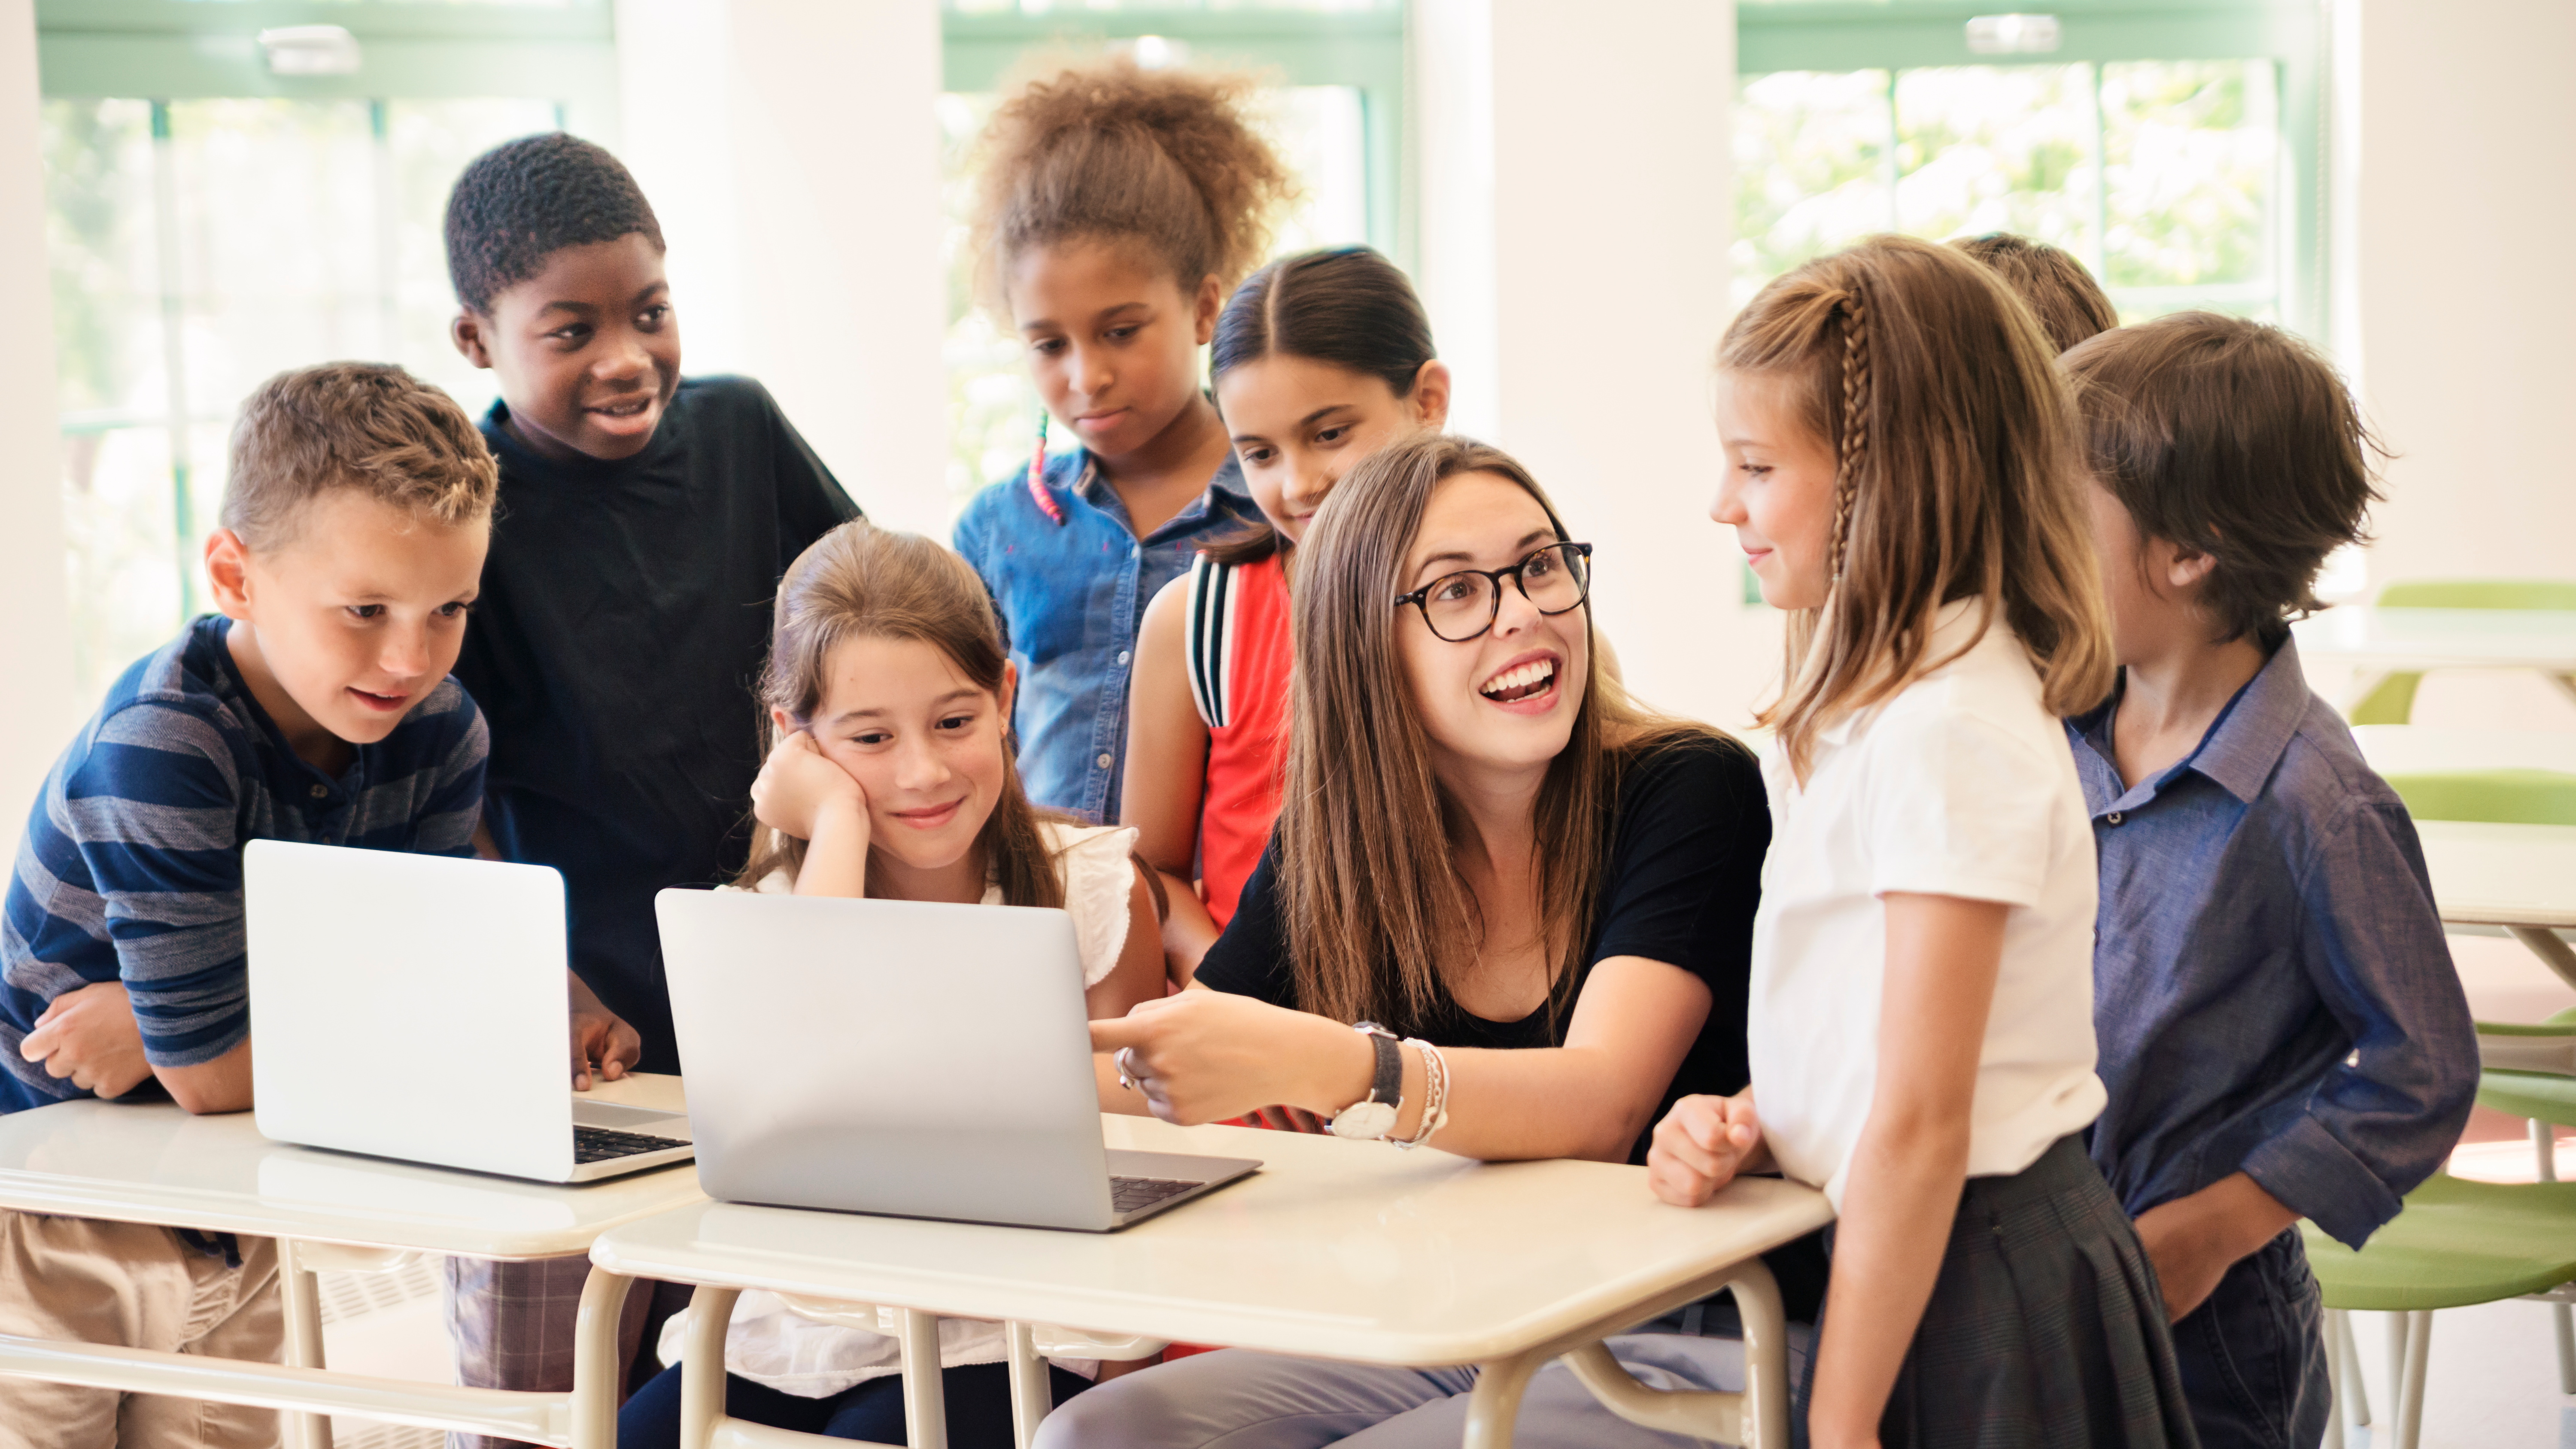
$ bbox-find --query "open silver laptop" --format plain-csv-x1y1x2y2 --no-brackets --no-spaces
656,888,1258,1231
245,841,693,1183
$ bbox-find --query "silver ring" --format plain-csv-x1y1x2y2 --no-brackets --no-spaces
1115,1047,1140,1091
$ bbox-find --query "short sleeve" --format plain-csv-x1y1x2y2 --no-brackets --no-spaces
61,702,251,1066
756,381,862,568
1862,710,2060,906
1191,842,1297,1008
1053,824,1140,987
1592,735,1768,988
414,689,490,858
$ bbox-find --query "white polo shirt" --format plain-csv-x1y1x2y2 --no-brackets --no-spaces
1748,600,2105,1209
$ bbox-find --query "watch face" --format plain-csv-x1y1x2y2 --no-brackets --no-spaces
1331,1100,1400,1140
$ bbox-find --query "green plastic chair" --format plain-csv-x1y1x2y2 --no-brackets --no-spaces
2348,580,2576,725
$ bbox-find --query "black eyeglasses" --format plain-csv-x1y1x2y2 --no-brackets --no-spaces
1393,542,1594,643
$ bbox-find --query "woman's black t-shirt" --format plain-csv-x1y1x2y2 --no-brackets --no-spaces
1196,731,1767,1151
1195,731,1828,1321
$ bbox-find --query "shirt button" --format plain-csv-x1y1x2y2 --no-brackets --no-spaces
1117,650,1131,665
1097,753,1114,770
2106,811,2124,825
309,784,328,800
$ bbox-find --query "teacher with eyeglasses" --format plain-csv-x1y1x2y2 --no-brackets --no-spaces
1060,431,1822,1449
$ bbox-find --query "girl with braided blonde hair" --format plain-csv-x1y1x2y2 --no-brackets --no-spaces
1648,236,2193,1447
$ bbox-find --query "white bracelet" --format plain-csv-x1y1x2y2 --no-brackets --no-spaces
1393,1039,1449,1150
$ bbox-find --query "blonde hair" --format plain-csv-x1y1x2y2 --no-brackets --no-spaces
738,522,1065,908
968,55,1297,311
1721,234,2115,779
224,362,496,550
1274,434,1722,1030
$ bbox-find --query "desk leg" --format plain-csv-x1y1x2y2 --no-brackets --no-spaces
2508,926,2576,992
277,1239,333,1449
570,1267,636,1449
1558,1257,1789,1449
1004,1322,1049,1449
893,1307,948,1449
680,1285,740,1449
1461,1349,1541,1449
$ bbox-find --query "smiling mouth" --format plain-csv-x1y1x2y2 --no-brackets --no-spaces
587,397,653,419
348,687,408,710
1480,658,1558,704
893,799,966,827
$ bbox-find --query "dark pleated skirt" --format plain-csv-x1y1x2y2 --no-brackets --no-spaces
1797,1134,2202,1449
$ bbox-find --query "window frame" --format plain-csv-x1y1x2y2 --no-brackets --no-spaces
1737,0,2329,342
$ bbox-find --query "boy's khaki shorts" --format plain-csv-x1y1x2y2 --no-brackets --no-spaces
0,1209,282,1449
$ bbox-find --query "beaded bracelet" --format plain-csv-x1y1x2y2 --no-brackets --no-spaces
1394,1038,1450,1150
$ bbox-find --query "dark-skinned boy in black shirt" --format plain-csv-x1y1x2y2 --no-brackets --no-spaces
437,132,860,1446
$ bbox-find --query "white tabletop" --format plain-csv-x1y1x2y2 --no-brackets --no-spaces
2415,820,2576,930
2293,608,2576,671
0,1072,703,1259
2354,726,2576,779
591,1114,1832,1367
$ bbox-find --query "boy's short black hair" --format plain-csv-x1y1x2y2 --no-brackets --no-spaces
444,133,664,313
2063,313,2382,645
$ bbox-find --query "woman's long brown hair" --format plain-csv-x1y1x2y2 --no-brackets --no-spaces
1721,234,2115,780
737,522,1065,909
1274,434,1715,1030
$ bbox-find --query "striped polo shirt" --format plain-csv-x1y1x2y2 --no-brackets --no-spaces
0,615,487,1113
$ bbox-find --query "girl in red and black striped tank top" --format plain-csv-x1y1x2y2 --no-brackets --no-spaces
1120,246,1451,984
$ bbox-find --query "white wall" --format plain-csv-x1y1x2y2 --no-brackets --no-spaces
1414,0,1776,730
2341,0,2576,726
615,0,950,539
0,0,75,811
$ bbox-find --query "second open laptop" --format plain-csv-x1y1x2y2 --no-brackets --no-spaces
245,841,693,1184
656,888,1260,1232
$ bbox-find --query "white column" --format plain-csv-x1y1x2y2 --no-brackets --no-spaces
1414,0,1773,729
0,0,76,810
615,0,949,538
2341,0,2576,724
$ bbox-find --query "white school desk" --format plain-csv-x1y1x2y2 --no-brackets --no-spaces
0,1071,702,1449
2353,725,2576,779
2415,819,2576,990
589,1113,1835,1449
2293,608,2576,711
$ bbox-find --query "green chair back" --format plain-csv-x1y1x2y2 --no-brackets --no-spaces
2381,769,2576,828
2348,580,2576,722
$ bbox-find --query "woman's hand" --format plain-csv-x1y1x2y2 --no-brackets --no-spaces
1089,990,1369,1126
1646,1090,1765,1206
750,731,866,844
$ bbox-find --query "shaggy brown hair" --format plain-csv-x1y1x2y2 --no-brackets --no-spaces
223,362,496,551
1952,232,2119,354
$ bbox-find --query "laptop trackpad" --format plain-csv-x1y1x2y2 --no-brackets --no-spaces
573,1100,692,1140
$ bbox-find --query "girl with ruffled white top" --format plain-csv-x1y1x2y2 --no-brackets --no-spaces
617,520,1167,1449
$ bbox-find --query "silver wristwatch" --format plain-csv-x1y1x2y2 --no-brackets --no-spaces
1329,1021,1404,1140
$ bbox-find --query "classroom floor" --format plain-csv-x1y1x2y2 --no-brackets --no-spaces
308,932,2576,1448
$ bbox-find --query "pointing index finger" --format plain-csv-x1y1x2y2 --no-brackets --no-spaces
1088,1017,1150,1053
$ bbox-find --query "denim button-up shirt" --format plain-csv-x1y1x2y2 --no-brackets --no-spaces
2067,635,2479,1249
954,447,1258,824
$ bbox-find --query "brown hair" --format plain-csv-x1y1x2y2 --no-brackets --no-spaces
1720,234,2115,778
738,522,1065,909
968,55,1297,313
1204,245,1440,566
1952,233,2118,354
223,362,497,550
1274,433,1721,1030
2063,313,2382,645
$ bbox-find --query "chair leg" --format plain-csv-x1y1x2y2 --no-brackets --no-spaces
2398,1310,2433,1449
2336,1309,2370,1426
2323,1311,2346,1449
2556,1303,2576,1397
2537,1117,2561,1184
2386,1309,2408,1430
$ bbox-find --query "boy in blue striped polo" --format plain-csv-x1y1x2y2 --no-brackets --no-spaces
0,363,615,1449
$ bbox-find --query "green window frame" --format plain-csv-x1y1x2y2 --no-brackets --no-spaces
1738,0,2328,343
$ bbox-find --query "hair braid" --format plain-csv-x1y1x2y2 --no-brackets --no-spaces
1829,289,1871,579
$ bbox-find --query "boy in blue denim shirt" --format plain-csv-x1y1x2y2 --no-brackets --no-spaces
2061,313,2479,1449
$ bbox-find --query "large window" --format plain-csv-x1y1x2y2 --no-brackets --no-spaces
36,0,616,703
1735,0,2326,335
937,0,1403,512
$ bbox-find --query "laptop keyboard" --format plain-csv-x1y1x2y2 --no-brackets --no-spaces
574,1126,683,1164
1110,1176,1199,1215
